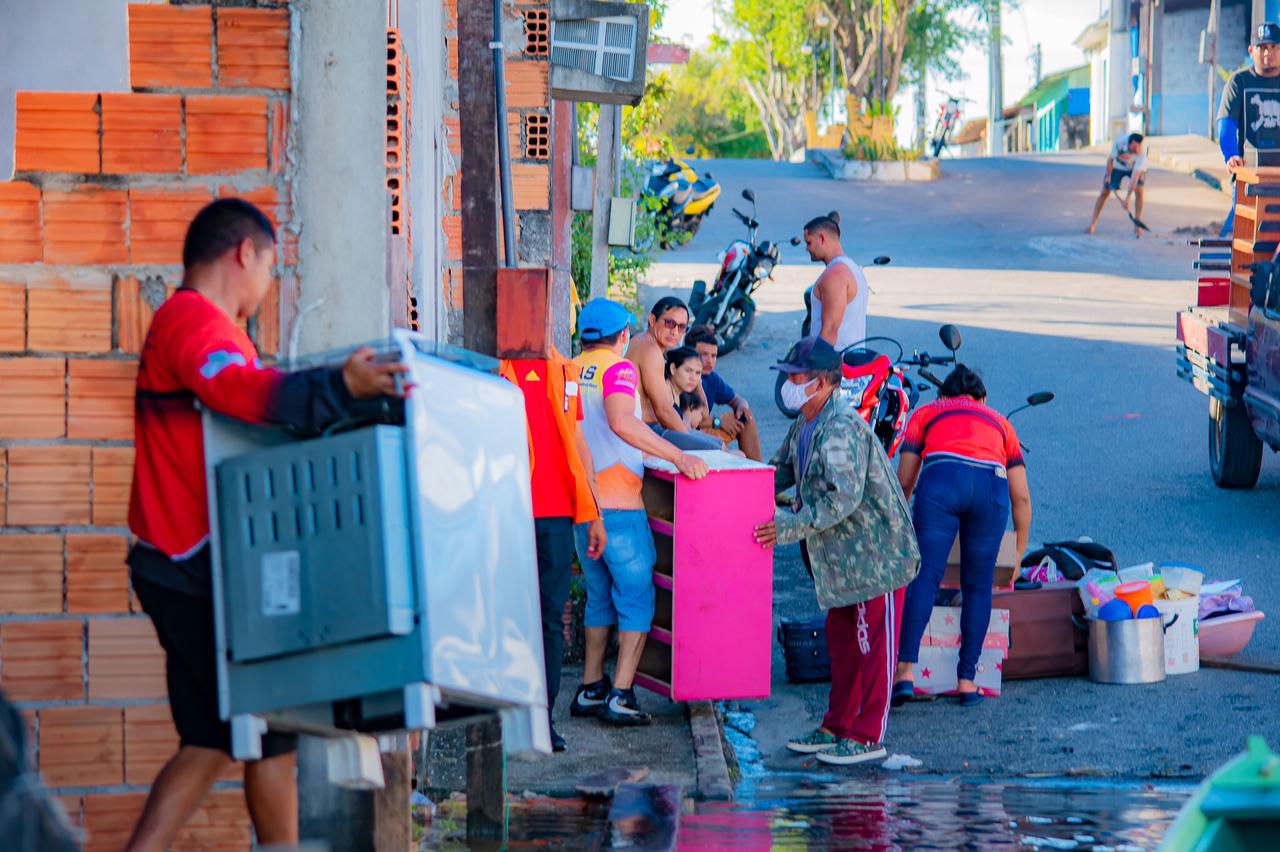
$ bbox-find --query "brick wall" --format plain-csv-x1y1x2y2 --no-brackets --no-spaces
439,0,553,341
0,2,292,846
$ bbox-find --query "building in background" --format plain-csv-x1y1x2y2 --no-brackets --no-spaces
1006,65,1091,152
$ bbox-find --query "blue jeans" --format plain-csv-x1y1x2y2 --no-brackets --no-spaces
574,509,656,633
899,460,1011,681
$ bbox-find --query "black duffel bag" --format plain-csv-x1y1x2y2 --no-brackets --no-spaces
778,616,831,683
1021,539,1119,582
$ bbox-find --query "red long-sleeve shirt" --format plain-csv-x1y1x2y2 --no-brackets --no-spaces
129,289,351,562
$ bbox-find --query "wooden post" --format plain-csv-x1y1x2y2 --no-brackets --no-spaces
590,104,620,299
551,100,574,351
465,715,506,842
459,0,499,355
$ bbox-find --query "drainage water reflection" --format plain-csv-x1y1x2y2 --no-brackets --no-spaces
682,774,1192,849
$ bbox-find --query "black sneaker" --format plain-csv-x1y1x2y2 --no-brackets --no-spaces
598,688,652,727
570,677,612,718
550,724,567,753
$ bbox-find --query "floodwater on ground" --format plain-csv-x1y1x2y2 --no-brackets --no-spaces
421,774,1191,849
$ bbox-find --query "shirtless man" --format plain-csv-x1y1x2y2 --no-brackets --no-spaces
803,214,869,352
628,296,722,451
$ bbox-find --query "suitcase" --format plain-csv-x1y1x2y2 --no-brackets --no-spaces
991,582,1088,679
778,616,831,683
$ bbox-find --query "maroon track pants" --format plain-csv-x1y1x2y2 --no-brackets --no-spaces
822,588,905,745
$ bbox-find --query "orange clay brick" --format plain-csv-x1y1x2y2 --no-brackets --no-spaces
505,61,548,108
123,704,177,786
87,618,166,701
0,620,84,701
254,278,281,356
67,534,130,614
0,279,26,351
216,7,290,89
83,792,147,852
115,275,173,353
127,3,213,89
92,447,135,528
0,534,63,614
13,92,100,174
0,182,42,263
41,189,128,266
0,357,66,439
55,795,82,831
185,95,268,174
129,187,213,264
38,705,124,788
443,215,462,262
27,272,113,353
6,445,92,527
268,99,288,173
67,359,139,441
512,163,550,210
0,450,6,526
101,93,183,174
217,184,283,229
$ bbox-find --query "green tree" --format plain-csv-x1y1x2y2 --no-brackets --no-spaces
657,49,772,159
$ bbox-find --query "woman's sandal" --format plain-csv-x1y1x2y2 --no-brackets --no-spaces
956,690,984,708
891,681,915,708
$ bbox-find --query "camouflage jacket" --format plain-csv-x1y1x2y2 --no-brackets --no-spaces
771,393,920,609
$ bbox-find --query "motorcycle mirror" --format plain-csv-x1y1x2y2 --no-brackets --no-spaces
685,145,696,155
790,236,802,246
742,189,756,203
1027,391,1055,407
939,324,962,352
873,256,891,266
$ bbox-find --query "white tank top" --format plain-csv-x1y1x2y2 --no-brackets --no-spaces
810,256,869,351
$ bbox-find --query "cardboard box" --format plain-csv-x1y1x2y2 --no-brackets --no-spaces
921,606,1011,653
914,647,1006,696
941,530,1020,589
991,581,1088,680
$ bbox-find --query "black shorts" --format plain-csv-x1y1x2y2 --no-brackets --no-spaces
1106,170,1144,191
130,550,297,760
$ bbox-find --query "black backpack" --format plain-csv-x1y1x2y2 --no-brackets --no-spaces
1020,539,1120,582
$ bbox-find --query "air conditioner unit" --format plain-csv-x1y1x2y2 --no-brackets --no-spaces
550,0,649,106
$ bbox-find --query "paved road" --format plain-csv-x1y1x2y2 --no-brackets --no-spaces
640,153,1279,778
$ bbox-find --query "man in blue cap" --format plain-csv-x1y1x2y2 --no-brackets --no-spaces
1217,22,1280,234
754,336,919,766
570,298,709,726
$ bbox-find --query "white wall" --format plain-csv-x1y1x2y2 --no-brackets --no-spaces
0,0,146,178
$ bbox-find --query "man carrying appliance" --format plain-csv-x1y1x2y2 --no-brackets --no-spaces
685,324,763,461
499,344,607,753
125,199,404,851
1085,133,1148,238
571,298,709,726
803,214,869,353
753,336,920,766
1217,22,1280,236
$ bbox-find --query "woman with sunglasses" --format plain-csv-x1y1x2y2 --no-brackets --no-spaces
629,297,722,451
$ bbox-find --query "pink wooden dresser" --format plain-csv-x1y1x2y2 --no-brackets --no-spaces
635,450,775,701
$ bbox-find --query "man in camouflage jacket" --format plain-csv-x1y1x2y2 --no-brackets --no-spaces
755,336,920,766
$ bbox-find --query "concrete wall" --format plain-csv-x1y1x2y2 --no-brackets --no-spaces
1159,1,1249,135
0,0,141,178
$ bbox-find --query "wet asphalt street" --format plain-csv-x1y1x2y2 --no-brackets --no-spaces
640,152,1280,779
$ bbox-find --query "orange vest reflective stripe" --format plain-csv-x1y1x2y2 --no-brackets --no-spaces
499,348,601,526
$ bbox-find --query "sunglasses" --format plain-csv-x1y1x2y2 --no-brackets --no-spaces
660,318,689,333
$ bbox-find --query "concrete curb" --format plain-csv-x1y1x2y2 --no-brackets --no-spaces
687,702,734,801
810,148,940,182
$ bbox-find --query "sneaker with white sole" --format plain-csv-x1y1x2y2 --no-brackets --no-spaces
786,728,838,754
597,688,651,727
815,739,888,766
570,677,611,718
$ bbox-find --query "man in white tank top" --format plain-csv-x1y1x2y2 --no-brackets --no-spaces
803,214,868,351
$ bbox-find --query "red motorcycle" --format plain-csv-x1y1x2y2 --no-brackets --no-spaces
775,325,964,459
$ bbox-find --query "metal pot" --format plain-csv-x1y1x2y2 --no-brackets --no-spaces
1078,613,1178,685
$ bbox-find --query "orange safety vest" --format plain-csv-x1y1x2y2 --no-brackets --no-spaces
499,348,601,526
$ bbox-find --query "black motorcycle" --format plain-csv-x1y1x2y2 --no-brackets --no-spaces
688,189,782,355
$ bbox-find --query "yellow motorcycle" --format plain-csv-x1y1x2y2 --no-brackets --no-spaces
641,146,721,249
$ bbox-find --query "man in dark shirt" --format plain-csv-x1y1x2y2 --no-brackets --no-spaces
685,325,762,460
1217,22,1280,234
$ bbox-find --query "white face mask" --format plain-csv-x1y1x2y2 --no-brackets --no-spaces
780,377,819,410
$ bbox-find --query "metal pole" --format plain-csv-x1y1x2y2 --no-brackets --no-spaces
987,0,1003,156
493,0,516,267
1208,0,1220,140
590,105,619,299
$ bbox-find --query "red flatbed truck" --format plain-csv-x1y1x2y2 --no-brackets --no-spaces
1176,166,1280,488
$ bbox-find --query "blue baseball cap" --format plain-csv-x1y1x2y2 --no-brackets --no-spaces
1255,22,1280,46
771,335,842,374
578,298,632,341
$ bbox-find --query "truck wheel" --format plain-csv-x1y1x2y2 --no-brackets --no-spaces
1209,398,1263,489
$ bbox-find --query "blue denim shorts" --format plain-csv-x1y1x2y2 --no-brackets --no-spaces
574,509,656,633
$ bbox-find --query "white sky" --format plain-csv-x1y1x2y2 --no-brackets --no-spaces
656,0,1106,142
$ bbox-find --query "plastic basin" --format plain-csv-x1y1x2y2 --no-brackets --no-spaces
1199,610,1265,658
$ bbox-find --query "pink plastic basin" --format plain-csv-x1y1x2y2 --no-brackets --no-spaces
1198,610,1265,658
